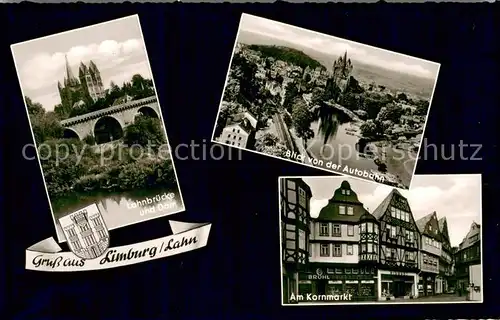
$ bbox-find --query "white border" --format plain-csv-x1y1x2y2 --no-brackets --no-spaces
11,15,186,243
211,13,441,191
278,174,483,305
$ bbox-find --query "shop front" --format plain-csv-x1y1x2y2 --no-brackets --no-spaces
282,266,298,304
298,265,378,302
418,273,436,296
377,270,418,300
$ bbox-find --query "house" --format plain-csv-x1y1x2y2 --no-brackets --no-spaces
305,180,379,301
371,189,420,300
280,178,313,304
416,212,442,296
454,222,481,294
438,217,454,293
219,112,257,149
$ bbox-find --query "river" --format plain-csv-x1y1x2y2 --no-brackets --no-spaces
51,187,183,242
304,106,413,188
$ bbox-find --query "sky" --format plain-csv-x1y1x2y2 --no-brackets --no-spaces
11,15,153,111
238,14,440,80
301,174,481,247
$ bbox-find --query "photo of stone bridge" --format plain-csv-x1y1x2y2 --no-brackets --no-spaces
60,95,161,144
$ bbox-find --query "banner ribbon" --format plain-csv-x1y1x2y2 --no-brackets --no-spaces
26,220,211,272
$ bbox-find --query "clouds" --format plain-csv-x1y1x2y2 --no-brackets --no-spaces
14,38,149,110
239,14,439,79
302,174,481,247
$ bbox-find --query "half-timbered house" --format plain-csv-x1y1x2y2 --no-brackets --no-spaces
280,178,313,303
454,222,481,294
416,211,442,296
305,180,379,301
371,189,420,300
438,217,453,293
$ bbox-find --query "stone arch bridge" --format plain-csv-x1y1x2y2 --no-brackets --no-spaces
60,96,161,144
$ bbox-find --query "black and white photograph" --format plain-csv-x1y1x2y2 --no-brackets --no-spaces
279,174,482,305
11,15,185,242
213,14,440,189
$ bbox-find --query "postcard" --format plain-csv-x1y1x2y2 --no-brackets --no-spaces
12,15,185,242
213,13,440,189
279,174,482,305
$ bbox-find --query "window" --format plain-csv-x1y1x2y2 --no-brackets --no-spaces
225,140,230,144
232,128,235,132
339,206,346,215
68,228,76,237
237,143,241,146
346,190,350,195
391,207,396,217
98,230,107,239
341,189,345,195
237,129,240,133
347,225,354,236
361,243,367,253
405,212,410,222
238,136,242,141
390,226,397,238
80,223,90,232
333,244,342,257
367,223,373,233
390,248,396,259
361,223,366,232
396,209,400,220
71,241,81,250
347,245,353,255
231,142,235,145
333,224,341,236
287,180,296,189
298,188,307,208
286,240,295,250
309,243,313,257
347,207,354,216
298,230,306,250
320,244,330,256
93,218,102,226
287,189,296,204
367,243,373,253
320,223,329,236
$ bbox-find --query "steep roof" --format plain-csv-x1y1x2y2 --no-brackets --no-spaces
371,188,403,220
317,180,369,222
438,217,446,232
225,113,256,134
416,212,435,233
458,221,481,251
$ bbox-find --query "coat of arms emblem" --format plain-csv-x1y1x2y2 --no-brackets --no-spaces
59,203,110,259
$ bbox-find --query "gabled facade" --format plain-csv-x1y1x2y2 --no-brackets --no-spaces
219,112,257,149
416,211,442,296
280,178,312,303
371,189,420,300
454,222,481,294
438,217,453,293
304,181,379,301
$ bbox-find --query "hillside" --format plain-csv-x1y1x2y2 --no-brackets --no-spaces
247,44,326,71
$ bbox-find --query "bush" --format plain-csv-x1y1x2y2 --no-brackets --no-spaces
124,116,165,148
83,134,96,145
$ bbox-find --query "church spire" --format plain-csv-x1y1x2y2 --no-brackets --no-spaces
64,54,77,84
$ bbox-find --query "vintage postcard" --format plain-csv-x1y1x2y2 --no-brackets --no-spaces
279,174,482,305
213,14,440,189
12,15,185,242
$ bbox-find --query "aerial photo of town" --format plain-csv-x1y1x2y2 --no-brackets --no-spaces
213,14,440,189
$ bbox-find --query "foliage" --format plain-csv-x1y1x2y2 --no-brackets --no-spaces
26,97,64,143
247,45,326,71
83,134,96,145
291,98,315,144
255,132,288,157
283,82,300,112
414,100,430,116
359,119,380,138
345,76,364,94
396,92,408,102
282,112,292,128
377,103,404,123
124,115,166,148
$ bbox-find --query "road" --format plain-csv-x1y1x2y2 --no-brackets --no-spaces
273,113,295,151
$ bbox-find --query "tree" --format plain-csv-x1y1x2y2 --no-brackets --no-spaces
124,116,165,148
377,103,404,123
360,119,379,138
26,96,64,143
291,98,315,146
397,92,408,102
414,100,430,116
255,132,288,157
26,96,44,116
283,82,300,112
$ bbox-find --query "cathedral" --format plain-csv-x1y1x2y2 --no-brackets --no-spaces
331,51,354,92
58,55,106,110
